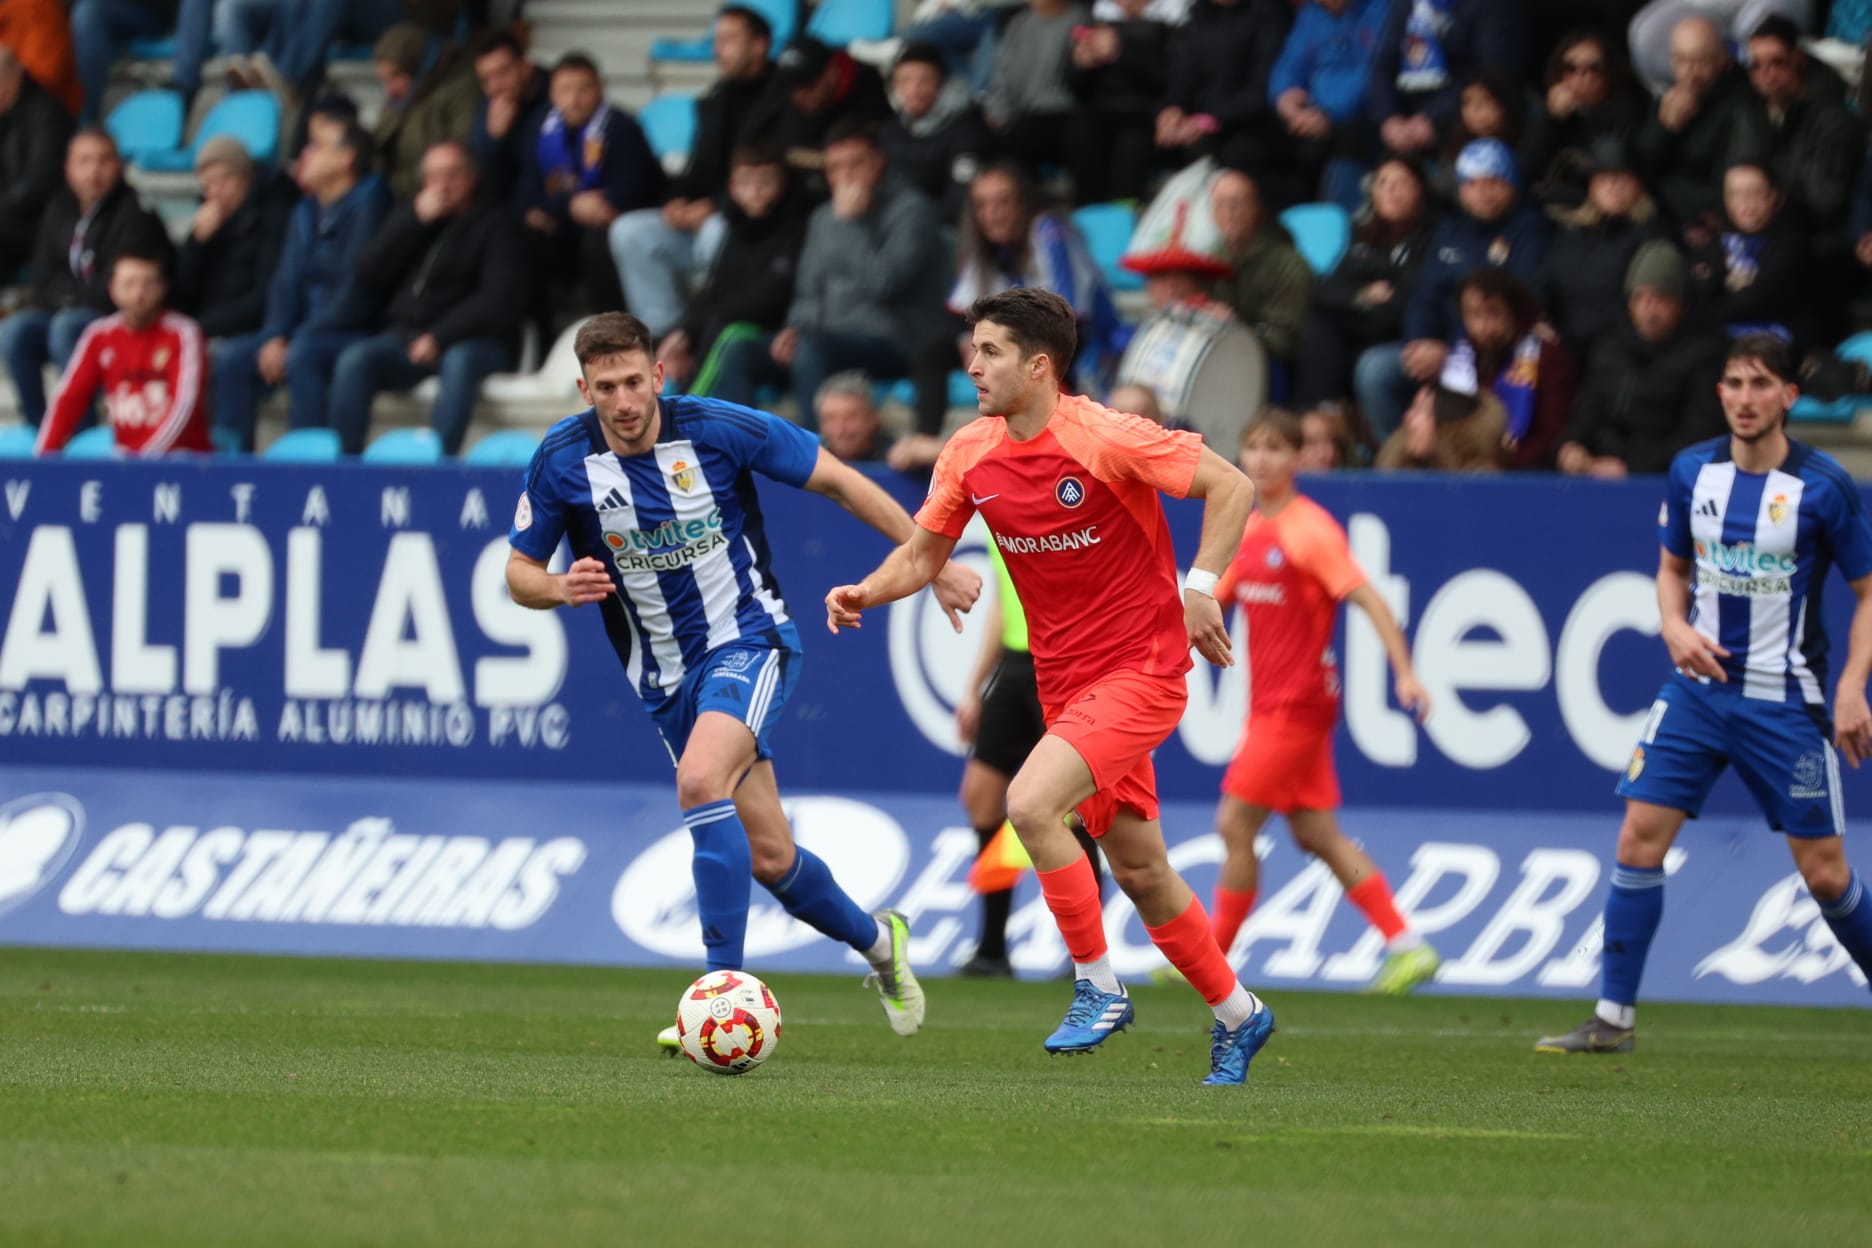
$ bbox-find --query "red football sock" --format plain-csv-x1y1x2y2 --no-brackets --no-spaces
1346,872,1409,942
1211,886,1257,955
1146,895,1240,1006
1037,856,1108,964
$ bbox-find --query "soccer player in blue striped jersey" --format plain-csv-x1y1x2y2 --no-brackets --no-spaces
505,313,982,1049
1538,333,1872,1053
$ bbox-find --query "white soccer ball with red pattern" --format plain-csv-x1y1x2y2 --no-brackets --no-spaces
674,970,782,1075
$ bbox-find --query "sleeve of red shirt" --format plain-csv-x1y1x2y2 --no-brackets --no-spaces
138,315,206,457
1057,397,1204,498
1284,504,1367,601
914,423,993,538
34,320,107,455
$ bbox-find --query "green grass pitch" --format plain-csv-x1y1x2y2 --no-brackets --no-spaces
2,948,1868,1247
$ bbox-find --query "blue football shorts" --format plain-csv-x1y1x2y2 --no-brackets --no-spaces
647,642,799,765
1616,673,1845,838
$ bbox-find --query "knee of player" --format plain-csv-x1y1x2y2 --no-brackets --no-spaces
1107,854,1171,896
1615,810,1675,867
1795,848,1853,902
675,765,735,810
748,842,794,884
1003,786,1069,841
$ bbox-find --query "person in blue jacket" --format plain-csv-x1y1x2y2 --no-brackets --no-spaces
1269,0,1394,206
212,105,389,452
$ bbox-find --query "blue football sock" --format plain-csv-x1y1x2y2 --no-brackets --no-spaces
1599,861,1666,1009
684,800,751,971
762,846,880,954
1817,871,1872,987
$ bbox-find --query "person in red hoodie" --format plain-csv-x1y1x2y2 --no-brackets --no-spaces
35,246,209,456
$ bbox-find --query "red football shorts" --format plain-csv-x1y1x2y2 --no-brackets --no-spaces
1044,669,1189,837
1221,706,1341,813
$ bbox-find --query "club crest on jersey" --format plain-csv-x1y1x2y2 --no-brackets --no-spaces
668,459,696,493
1626,747,1645,783
514,492,532,530
1768,493,1789,525
152,346,170,370
1056,476,1086,508
1265,548,1284,569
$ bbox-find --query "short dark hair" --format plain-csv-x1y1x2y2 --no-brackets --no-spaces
575,312,655,367
551,52,602,79
967,288,1077,380
730,139,786,170
1724,159,1780,191
308,106,373,177
473,28,524,62
1748,13,1802,51
112,244,170,280
1243,406,1303,451
822,117,880,150
1726,332,1797,384
718,4,773,44
70,125,119,156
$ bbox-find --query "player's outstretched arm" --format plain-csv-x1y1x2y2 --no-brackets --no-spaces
1181,447,1256,668
506,548,613,610
1656,548,1730,681
1345,583,1431,721
1833,572,1872,766
805,448,980,630
826,526,960,635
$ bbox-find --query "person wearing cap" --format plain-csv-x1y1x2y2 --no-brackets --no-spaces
1,127,167,427
1521,28,1646,211
214,103,388,452
608,4,784,342
881,40,991,221
1367,0,1526,160
172,135,294,344
1537,135,1667,361
771,35,891,196
1559,239,1725,479
1354,136,1549,438
1633,13,1752,232
372,20,480,203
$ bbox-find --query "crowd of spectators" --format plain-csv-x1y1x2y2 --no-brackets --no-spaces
5,0,1872,470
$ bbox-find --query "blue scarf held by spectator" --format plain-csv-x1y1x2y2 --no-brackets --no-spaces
538,102,611,201
1718,229,1790,340
1443,333,1542,443
1397,0,1453,93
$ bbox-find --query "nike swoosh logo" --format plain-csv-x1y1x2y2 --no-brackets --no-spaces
971,493,1000,505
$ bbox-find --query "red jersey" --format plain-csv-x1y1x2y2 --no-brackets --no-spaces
917,394,1203,706
36,312,209,457
1217,494,1367,716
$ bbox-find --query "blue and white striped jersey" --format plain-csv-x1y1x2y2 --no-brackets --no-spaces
1661,436,1872,704
509,395,822,703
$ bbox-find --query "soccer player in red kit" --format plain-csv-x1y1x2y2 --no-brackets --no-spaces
826,288,1277,1085
35,247,209,457
1213,411,1439,993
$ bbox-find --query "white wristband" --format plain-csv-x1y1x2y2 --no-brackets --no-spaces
1184,568,1219,598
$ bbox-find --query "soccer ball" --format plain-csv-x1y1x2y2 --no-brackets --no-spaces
674,970,782,1075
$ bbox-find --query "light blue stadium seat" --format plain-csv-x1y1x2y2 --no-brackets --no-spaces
128,36,180,59
463,429,542,467
0,425,38,458
140,90,280,171
948,371,976,407
1789,331,1872,425
639,95,698,168
1280,202,1352,277
363,427,444,465
105,89,186,165
62,426,120,459
807,0,892,47
263,428,343,462
653,0,797,61
1072,203,1142,293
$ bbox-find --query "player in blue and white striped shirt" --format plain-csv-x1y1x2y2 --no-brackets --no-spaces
1539,334,1872,1054
505,314,980,1048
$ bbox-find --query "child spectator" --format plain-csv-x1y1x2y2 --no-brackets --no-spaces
35,247,208,456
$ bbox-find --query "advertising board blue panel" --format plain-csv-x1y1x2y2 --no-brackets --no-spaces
0,767,1863,1007
5,460,1865,814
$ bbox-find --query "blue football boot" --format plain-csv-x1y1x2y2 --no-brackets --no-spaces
1200,1003,1276,1085
1043,979,1134,1053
